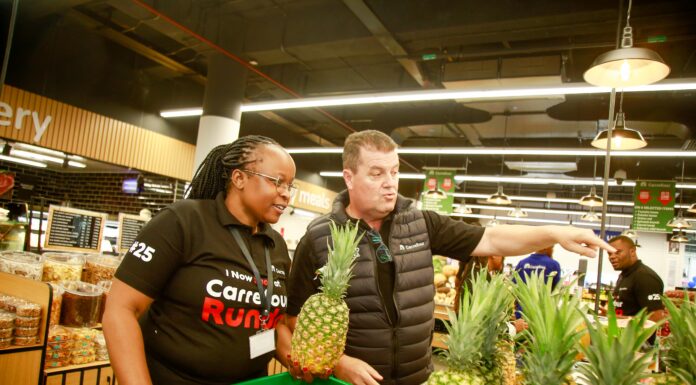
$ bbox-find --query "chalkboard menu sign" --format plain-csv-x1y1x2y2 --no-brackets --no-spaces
117,213,148,253
45,205,107,252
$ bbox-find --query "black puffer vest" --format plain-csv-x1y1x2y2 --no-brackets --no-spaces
304,191,434,385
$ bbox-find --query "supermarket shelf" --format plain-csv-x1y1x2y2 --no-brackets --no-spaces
44,360,110,375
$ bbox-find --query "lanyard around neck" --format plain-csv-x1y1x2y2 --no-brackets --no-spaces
229,227,274,324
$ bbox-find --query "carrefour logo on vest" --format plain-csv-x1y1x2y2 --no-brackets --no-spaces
400,241,425,251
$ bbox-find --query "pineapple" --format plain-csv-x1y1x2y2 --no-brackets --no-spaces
427,268,515,385
662,291,696,384
291,220,363,374
512,271,584,385
576,297,659,385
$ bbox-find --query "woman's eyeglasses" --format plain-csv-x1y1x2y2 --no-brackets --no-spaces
367,229,392,263
240,169,298,196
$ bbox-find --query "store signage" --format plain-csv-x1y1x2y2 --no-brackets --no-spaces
0,102,52,142
631,180,675,233
289,179,337,214
419,168,455,214
117,213,149,253
45,205,107,252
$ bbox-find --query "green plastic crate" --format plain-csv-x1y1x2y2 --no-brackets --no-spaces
234,372,349,385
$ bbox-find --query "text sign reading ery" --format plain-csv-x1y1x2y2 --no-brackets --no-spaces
117,213,148,253
45,205,107,252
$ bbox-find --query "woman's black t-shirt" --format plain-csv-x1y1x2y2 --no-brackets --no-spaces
115,192,290,384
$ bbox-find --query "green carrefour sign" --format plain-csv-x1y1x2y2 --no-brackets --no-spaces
419,169,455,214
632,180,675,233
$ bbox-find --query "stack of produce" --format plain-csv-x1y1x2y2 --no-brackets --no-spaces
427,268,515,385
291,221,363,375
664,290,695,308
576,298,659,385
433,257,458,307
512,271,585,385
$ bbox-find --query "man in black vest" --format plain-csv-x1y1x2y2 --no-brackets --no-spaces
277,130,615,385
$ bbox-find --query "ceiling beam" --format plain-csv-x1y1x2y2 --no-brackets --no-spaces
342,0,429,87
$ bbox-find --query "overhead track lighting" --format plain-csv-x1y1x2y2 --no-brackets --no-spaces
583,0,669,88
298,147,696,158
486,186,512,206
579,187,603,207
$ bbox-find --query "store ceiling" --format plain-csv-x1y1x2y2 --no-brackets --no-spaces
6,0,696,214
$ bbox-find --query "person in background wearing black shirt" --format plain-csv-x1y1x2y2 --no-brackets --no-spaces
276,130,616,385
104,136,296,385
608,235,666,323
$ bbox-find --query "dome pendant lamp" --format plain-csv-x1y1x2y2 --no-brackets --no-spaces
591,111,647,150
584,0,669,88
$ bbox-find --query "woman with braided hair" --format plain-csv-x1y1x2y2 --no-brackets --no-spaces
104,135,296,385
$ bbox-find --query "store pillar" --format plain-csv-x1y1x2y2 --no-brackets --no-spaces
193,53,248,173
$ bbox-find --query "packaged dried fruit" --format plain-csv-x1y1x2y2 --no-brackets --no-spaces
49,283,63,327
0,336,11,348
44,358,69,368
58,282,103,327
12,335,38,346
0,252,44,280
14,326,39,337
0,327,12,338
47,340,74,350
45,348,71,360
0,309,15,328
70,354,96,365
15,301,41,317
14,315,40,327
82,254,121,284
47,325,71,342
42,253,85,282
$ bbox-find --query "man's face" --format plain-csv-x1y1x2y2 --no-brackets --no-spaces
343,147,399,220
608,239,637,271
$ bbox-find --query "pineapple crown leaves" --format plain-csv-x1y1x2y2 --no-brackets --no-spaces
316,220,364,300
662,291,696,384
441,267,514,372
577,296,661,385
512,271,585,385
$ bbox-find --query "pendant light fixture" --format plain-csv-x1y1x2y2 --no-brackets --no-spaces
667,160,692,229
487,113,512,205
487,217,500,227
621,228,638,240
580,157,604,207
591,92,647,150
581,209,602,222
507,167,528,217
456,157,473,214
583,0,669,88
670,231,689,243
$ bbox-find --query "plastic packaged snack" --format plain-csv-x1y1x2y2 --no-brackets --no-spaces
0,252,44,280
15,301,41,317
47,325,71,342
47,340,74,350
42,253,85,282
0,327,12,338
0,336,11,348
14,326,39,337
70,354,96,365
82,255,121,284
59,281,103,327
0,310,15,328
48,283,63,327
12,335,39,346
45,348,71,360
14,315,40,328
44,358,69,368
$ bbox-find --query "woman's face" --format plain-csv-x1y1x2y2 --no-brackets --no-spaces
239,144,296,225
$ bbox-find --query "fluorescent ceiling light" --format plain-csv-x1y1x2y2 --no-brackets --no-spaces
67,160,86,168
160,79,696,117
454,192,635,207
12,142,66,158
451,212,628,229
68,155,85,161
294,147,696,158
10,149,64,164
462,203,632,218
239,79,696,112
319,171,696,189
0,155,47,168
159,108,203,118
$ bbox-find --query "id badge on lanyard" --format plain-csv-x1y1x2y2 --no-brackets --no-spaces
229,228,276,359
